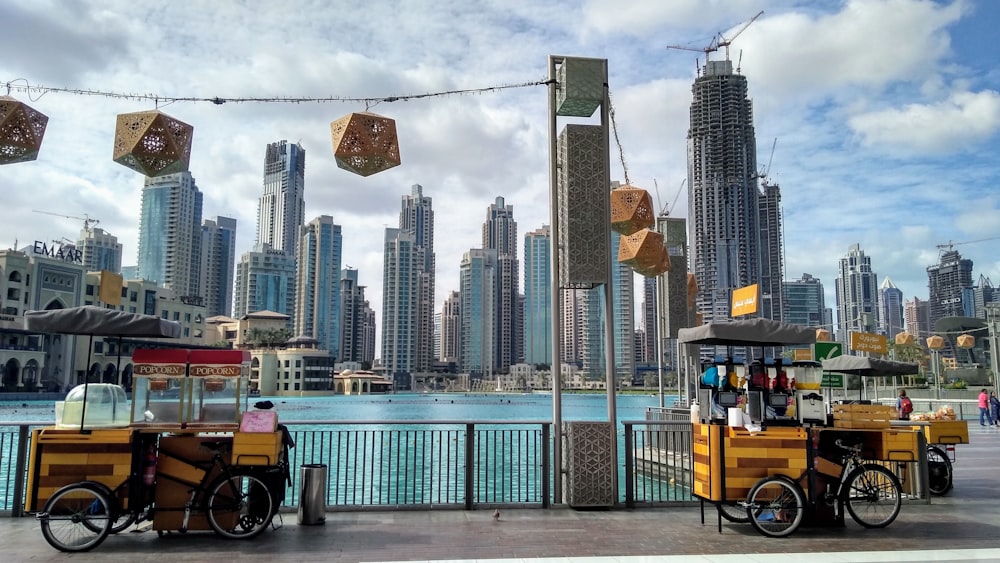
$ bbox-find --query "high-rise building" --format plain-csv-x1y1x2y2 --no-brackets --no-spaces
758,182,784,322
640,277,656,364
654,215,690,370
137,171,203,300
382,228,416,388
233,243,296,326
610,232,634,381
783,273,826,328
686,59,759,326
361,304,377,365
200,216,237,318
523,226,551,366
340,268,370,364
966,275,997,319
295,215,342,358
482,196,520,372
835,244,880,340
904,297,932,339
440,291,461,364
459,248,496,378
400,185,435,372
258,140,305,257
76,228,123,274
927,249,973,330
879,277,904,341
561,289,583,367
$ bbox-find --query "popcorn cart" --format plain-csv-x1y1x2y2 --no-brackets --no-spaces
21,307,291,553
679,319,919,538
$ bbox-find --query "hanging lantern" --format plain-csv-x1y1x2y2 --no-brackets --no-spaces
618,228,670,277
926,335,945,350
113,110,193,177
610,185,655,236
895,332,914,345
330,111,400,177
956,334,975,349
816,329,831,342
0,96,48,165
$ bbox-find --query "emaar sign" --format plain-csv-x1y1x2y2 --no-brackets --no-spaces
32,240,82,263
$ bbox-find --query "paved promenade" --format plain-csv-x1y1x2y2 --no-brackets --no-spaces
5,425,1000,562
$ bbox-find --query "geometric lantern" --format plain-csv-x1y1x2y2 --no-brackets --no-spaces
555,57,605,117
816,329,831,342
610,185,655,236
0,96,48,165
956,334,975,349
894,332,914,345
618,228,670,277
113,110,193,177
926,335,945,350
330,111,400,177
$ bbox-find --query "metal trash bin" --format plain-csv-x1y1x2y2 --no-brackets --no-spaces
298,464,327,525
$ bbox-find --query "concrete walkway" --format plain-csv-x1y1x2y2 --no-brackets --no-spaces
5,425,1000,562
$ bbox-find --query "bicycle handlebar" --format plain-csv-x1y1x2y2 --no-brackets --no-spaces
833,438,862,454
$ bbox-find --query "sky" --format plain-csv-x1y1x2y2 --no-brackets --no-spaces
2,0,999,347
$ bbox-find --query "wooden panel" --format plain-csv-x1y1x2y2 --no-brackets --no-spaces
231,431,281,465
922,420,969,445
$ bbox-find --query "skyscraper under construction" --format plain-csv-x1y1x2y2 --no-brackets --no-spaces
686,59,761,326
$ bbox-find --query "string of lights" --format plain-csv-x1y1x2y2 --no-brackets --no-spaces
3,77,556,106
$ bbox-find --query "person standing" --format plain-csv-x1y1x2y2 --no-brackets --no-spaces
896,389,913,421
990,391,1000,427
978,388,994,426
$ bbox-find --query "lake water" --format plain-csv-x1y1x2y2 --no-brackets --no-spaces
0,392,677,426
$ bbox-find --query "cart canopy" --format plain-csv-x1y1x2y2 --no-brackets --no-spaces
821,354,918,376
24,306,181,338
677,318,817,346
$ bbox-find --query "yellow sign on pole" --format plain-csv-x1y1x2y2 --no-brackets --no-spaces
98,270,123,306
849,331,887,354
792,348,813,361
730,284,759,317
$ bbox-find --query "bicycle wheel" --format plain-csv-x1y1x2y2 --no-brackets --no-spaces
75,482,136,534
844,463,901,528
746,476,805,538
718,502,750,523
926,445,954,496
39,483,113,552
206,472,274,539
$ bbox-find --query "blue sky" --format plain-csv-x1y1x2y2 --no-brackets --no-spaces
1,0,998,336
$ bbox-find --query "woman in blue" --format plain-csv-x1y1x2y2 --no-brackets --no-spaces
990,391,1000,427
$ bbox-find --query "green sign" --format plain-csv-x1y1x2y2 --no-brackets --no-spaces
814,342,843,362
822,373,844,387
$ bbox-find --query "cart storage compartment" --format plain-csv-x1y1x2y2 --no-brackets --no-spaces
232,431,282,465
692,423,808,502
921,420,969,445
25,428,134,512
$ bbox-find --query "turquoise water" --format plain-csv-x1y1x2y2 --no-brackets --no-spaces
0,392,674,425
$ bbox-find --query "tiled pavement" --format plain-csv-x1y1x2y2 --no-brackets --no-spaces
5,426,1000,562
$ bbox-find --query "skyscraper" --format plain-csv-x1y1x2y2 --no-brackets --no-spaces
440,291,461,364
76,227,123,274
835,244,880,341
233,243,296,325
295,215,342,358
879,277,904,341
610,232,634,381
339,268,369,364
758,182,784,322
382,228,416,388
686,59,759,326
459,248,496,378
258,140,305,257
137,171,203,299
783,273,827,328
482,197,519,372
400,185,435,372
641,276,656,364
927,249,973,330
200,216,237,318
904,297,931,339
523,226,551,366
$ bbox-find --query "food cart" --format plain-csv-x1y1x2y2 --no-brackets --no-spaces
679,319,922,537
21,307,291,553
822,354,969,496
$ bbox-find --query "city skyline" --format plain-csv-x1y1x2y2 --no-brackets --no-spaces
2,1,999,349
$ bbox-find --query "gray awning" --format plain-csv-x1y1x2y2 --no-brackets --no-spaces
24,306,181,338
821,355,918,377
677,318,817,346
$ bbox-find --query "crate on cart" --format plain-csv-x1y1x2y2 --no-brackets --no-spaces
832,403,893,429
921,419,969,445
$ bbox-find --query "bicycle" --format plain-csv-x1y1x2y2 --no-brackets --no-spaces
742,438,902,538
38,438,286,552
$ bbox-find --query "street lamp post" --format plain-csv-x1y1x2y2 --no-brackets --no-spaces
927,335,945,401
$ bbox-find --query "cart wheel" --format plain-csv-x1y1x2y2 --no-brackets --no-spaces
74,481,136,534
718,502,750,523
926,445,954,496
205,472,274,539
844,463,901,528
39,483,113,552
746,476,805,538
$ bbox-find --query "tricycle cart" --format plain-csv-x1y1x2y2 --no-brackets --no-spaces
21,307,291,553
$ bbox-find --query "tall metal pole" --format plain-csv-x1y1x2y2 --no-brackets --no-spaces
547,56,563,504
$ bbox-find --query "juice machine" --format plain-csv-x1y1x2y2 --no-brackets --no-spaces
788,360,827,424
745,358,797,425
697,358,745,423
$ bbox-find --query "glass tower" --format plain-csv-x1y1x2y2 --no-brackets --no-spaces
523,226,551,366
296,215,342,358
137,171,203,299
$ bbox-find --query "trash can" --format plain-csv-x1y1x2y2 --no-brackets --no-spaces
298,464,327,525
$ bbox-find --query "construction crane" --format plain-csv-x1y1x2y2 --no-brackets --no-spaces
758,137,777,186
31,210,100,231
666,10,764,67
936,236,1000,252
